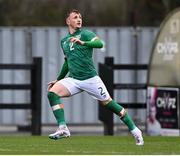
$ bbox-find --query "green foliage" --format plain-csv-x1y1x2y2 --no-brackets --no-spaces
0,0,179,26
0,136,180,154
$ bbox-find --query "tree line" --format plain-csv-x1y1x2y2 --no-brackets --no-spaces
0,0,179,26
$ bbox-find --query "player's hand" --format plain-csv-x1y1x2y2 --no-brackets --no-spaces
47,80,58,91
70,37,85,45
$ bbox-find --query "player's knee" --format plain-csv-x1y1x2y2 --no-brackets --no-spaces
100,97,112,105
47,91,54,100
119,108,126,118
47,91,61,104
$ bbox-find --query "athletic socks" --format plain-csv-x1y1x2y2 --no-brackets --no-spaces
47,92,66,125
105,100,136,131
121,112,136,131
47,91,136,131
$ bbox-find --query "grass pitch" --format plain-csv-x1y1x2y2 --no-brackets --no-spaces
0,135,180,155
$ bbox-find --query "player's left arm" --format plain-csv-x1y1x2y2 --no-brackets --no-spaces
84,37,103,48
70,36,103,48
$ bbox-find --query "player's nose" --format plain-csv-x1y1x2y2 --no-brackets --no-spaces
77,19,81,22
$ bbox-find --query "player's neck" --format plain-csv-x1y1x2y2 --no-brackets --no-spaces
68,27,80,34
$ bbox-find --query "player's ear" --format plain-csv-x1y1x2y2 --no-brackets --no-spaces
66,18,70,25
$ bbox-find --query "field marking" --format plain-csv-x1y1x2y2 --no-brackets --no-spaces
0,148,14,152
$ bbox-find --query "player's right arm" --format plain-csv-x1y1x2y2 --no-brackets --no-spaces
47,58,68,91
56,39,69,81
47,38,69,91
56,58,69,80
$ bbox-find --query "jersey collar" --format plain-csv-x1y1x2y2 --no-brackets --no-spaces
69,28,81,36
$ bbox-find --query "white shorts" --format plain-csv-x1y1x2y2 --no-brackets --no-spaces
58,76,110,101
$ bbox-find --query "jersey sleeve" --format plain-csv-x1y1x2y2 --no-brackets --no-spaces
60,40,63,49
60,39,66,55
83,30,97,41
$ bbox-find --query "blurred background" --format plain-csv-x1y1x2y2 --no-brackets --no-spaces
0,0,180,135
0,0,180,26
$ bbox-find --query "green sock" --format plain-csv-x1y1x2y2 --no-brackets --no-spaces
53,106,66,125
121,112,136,131
47,92,66,125
105,100,136,131
105,100,123,114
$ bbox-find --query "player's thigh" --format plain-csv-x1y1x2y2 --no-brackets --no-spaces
49,82,71,97
56,77,82,97
81,76,111,101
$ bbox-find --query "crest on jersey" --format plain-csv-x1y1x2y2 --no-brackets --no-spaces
75,35,81,39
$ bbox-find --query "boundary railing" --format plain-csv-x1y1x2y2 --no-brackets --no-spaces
0,57,42,135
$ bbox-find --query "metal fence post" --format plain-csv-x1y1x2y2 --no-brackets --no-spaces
98,57,114,135
31,57,42,135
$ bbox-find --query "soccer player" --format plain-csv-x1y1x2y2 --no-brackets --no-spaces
47,9,144,145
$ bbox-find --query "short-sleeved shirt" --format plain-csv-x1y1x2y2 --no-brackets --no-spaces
61,29,98,80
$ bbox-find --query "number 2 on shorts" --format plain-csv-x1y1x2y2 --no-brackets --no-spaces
98,87,106,96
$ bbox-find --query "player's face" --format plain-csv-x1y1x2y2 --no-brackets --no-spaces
66,12,82,30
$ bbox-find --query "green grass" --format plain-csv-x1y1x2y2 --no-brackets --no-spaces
0,135,180,155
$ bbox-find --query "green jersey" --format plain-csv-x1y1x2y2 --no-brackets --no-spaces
61,29,98,80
